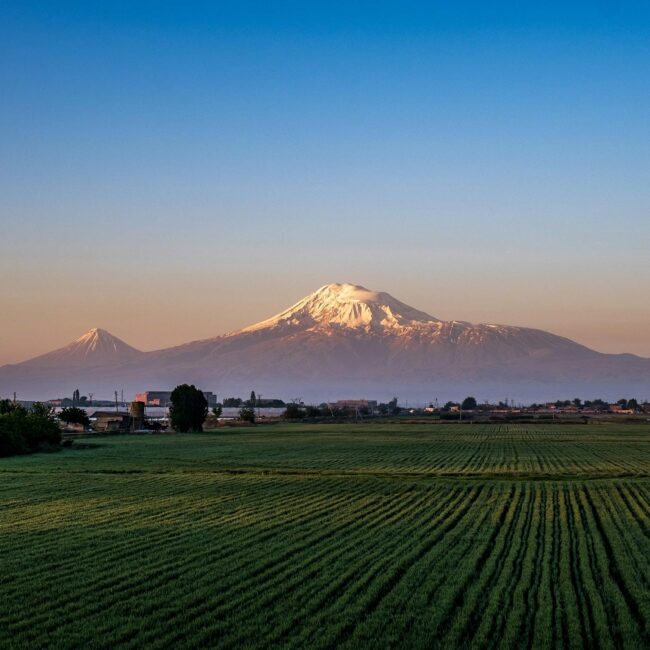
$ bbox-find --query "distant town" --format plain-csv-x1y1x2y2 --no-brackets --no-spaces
4,387,649,434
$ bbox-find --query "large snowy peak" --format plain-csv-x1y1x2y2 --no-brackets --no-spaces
241,283,441,334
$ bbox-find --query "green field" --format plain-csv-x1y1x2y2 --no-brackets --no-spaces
2,423,650,648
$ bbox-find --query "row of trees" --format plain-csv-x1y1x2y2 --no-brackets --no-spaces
221,393,286,408
0,400,62,457
441,397,478,411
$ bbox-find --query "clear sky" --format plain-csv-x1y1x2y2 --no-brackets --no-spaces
1,1,649,364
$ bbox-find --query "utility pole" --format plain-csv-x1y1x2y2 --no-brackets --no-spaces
114,391,118,413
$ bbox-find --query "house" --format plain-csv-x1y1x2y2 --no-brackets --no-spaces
332,400,378,410
609,404,635,415
92,412,132,432
135,390,217,407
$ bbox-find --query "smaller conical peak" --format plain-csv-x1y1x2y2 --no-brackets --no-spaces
20,325,142,367
69,327,140,357
241,283,439,333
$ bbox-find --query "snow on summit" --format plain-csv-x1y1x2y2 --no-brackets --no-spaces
241,283,440,333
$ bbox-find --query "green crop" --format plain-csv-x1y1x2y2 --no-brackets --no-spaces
1,423,649,648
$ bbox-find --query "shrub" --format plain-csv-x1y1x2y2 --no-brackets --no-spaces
284,404,305,420
238,407,255,423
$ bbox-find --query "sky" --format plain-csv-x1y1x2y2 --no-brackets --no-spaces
1,1,649,364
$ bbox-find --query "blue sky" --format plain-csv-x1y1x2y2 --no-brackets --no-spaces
1,1,649,362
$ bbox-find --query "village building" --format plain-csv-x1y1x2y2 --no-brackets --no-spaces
135,390,217,407
92,412,133,432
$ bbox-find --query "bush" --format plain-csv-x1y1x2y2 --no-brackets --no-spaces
284,404,305,420
0,403,61,457
238,407,255,423
0,418,29,457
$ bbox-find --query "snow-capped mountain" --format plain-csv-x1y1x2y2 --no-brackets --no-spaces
240,283,440,333
1,283,649,402
18,328,143,367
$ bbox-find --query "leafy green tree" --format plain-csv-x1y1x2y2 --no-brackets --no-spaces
238,407,255,423
25,410,61,449
249,391,257,406
284,403,305,420
628,398,639,410
0,404,61,456
211,405,223,418
461,396,477,410
58,407,90,429
169,384,208,432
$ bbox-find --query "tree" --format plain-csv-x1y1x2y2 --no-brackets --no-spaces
0,399,25,415
284,403,305,420
31,402,55,418
0,403,60,456
239,407,255,423
573,398,582,408
628,398,639,411
58,407,90,429
169,384,208,432
461,396,477,410
211,405,223,418
387,397,400,415
249,391,257,406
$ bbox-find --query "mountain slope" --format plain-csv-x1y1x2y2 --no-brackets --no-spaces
143,283,650,400
1,284,649,401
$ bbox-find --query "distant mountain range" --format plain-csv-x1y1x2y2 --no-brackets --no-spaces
1,283,649,402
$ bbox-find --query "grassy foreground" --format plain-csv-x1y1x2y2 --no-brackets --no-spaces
2,423,650,648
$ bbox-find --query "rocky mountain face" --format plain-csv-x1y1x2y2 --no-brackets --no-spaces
1,284,649,402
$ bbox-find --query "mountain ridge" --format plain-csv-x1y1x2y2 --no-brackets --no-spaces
1,283,648,401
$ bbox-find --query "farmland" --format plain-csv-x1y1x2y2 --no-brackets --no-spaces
2,423,650,648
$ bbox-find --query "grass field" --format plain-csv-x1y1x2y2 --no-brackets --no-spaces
2,423,650,648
